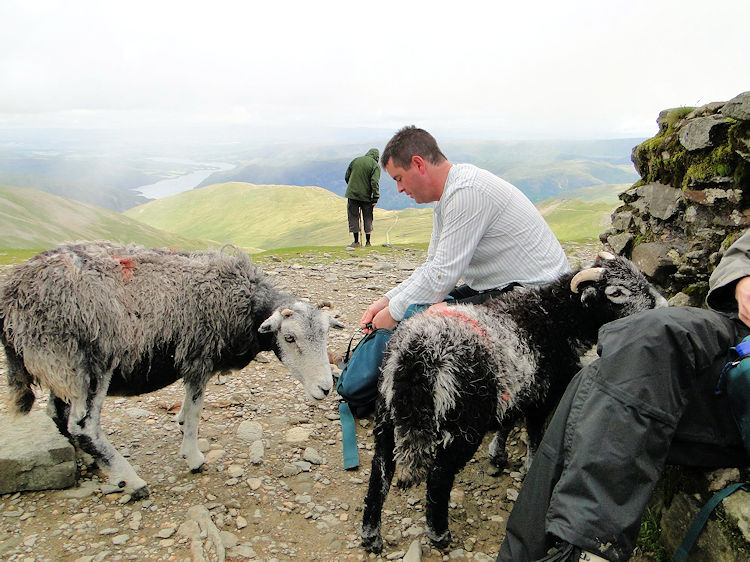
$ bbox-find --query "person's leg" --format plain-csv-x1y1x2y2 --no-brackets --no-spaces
498,366,594,561
362,203,374,246
347,199,361,245
499,307,747,561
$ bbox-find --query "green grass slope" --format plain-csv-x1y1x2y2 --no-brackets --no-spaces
0,184,216,254
537,183,625,242
0,180,625,265
126,181,624,251
124,182,435,251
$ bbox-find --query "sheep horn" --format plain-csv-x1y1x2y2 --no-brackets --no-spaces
570,267,605,293
317,300,333,310
597,251,616,261
281,308,294,317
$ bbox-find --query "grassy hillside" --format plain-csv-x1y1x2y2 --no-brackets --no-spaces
124,182,434,251
0,184,217,256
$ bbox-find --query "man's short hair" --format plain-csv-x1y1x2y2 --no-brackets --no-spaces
381,126,447,169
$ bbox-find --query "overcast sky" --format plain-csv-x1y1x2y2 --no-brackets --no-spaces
1,0,748,141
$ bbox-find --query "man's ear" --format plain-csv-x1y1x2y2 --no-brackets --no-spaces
411,155,426,172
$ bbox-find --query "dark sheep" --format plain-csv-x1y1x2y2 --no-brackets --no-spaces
360,252,667,553
0,242,341,498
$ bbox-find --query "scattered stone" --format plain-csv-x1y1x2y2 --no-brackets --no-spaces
248,440,265,464
205,449,226,464
404,540,422,562
0,411,75,494
303,447,324,464
237,421,264,442
157,526,177,539
282,464,303,477
111,534,129,545
125,407,154,419
285,427,313,442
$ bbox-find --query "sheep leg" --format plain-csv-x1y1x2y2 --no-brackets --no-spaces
46,391,71,438
178,382,206,472
2,343,36,413
360,413,396,554
488,425,511,468
523,407,549,471
425,434,484,549
66,374,148,498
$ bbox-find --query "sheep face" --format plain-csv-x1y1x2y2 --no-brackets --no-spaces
258,302,338,400
574,254,668,319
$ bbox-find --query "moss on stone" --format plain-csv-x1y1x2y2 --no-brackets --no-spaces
715,505,750,556
684,144,736,186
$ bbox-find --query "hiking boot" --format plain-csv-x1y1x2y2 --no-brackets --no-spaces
346,242,361,249
365,241,371,247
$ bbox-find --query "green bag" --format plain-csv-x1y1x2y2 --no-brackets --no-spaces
675,336,750,560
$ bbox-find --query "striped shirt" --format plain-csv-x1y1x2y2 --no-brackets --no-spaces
385,163,570,320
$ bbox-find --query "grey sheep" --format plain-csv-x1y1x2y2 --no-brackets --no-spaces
1,242,341,498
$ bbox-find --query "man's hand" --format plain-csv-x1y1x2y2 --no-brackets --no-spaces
736,277,750,327
426,302,449,314
361,296,395,333
369,307,397,332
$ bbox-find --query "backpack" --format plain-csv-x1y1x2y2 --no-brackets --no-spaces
674,336,750,560
336,303,432,469
336,328,393,470
336,328,394,418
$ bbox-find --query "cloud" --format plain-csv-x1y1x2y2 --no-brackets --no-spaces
1,0,748,138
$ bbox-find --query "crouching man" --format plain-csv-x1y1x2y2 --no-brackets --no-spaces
498,229,750,562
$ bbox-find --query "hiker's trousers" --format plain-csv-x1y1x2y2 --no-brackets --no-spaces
497,306,750,561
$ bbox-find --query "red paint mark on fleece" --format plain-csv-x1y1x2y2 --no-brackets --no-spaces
425,307,487,338
113,256,135,282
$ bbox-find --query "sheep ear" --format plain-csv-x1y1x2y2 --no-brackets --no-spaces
329,315,345,330
259,311,282,333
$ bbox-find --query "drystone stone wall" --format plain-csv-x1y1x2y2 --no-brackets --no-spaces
600,92,750,559
601,91,750,306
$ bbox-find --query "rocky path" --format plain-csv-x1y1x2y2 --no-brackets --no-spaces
0,242,601,562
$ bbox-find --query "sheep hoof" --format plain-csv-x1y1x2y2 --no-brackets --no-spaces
488,450,508,469
130,485,150,500
360,534,383,554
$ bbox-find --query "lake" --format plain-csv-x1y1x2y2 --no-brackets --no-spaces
134,161,235,199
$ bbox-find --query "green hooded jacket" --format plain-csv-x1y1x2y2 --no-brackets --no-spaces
345,148,380,203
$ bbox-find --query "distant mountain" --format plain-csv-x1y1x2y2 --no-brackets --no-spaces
0,184,215,250
0,134,642,212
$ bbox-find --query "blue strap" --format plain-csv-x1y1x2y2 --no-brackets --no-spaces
339,401,360,470
673,482,750,561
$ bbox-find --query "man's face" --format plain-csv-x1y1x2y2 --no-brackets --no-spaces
385,157,435,204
